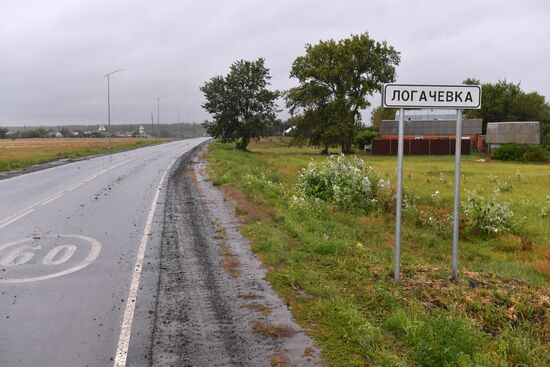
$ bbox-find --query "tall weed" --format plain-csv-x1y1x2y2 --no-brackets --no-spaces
462,190,516,235
298,155,392,213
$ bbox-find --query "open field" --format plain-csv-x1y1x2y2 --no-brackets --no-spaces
0,137,170,172
206,137,550,367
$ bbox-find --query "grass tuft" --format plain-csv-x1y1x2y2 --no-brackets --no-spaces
251,320,296,338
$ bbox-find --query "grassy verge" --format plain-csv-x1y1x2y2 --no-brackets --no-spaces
206,137,549,367
0,138,170,172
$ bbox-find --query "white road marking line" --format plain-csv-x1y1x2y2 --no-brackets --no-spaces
40,193,64,206
0,214,16,226
67,182,84,191
113,157,178,367
0,209,34,230
0,158,135,228
0,204,37,226
66,175,96,190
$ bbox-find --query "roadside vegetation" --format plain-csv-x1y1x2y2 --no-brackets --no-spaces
0,137,168,172
199,30,550,366
492,143,549,162
207,137,550,367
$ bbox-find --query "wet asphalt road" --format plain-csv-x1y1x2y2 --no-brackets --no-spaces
0,138,209,367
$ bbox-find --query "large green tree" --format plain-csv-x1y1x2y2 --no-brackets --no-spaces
286,33,400,154
201,58,279,151
463,78,550,137
286,83,341,154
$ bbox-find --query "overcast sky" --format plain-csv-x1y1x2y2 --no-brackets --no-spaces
1,0,549,127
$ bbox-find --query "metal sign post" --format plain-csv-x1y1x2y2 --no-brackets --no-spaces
452,110,463,281
382,84,481,283
394,108,405,282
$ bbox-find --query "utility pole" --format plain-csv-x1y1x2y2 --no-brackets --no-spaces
178,109,181,139
156,95,168,141
150,113,154,138
104,68,124,149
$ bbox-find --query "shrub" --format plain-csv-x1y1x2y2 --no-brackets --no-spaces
415,208,453,236
523,145,548,162
354,129,379,150
431,190,441,204
540,195,550,219
298,155,392,213
492,143,548,162
496,180,513,193
462,190,516,235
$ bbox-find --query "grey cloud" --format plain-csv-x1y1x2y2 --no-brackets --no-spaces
1,0,549,126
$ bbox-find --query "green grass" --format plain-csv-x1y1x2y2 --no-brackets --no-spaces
206,137,550,366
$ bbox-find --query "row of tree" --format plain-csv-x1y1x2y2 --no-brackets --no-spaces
202,33,400,152
201,32,550,152
0,127,51,139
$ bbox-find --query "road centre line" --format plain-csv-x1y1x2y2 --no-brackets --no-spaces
0,158,134,228
0,143,192,229
112,157,179,367
66,182,85,192
40,193,64,206
0,209,34,230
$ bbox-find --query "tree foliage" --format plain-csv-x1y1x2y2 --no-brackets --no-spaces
286,33,400,154
463,79,550,138
354,129,380,149
15,128,48,138
370,106,396,131
0,127,8,139
201,58,279,151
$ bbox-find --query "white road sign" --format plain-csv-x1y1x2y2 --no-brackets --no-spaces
382,84,481,109
383,82,482,282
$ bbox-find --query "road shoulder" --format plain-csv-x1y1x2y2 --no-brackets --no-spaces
151,144,322,366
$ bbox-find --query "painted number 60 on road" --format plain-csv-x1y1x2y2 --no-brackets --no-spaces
1,244,77,267
0,235,101,284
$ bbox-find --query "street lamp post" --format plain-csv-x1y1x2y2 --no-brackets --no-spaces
156,95,168,141
150,112,154,138
177,109,180,139
104,68,124,149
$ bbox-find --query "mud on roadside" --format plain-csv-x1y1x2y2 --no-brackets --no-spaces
151,143,322,367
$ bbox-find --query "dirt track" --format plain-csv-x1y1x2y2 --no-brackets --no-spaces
151,144,322,366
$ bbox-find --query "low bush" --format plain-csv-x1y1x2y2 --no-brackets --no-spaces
415,207,453,236
354,129,379,150
462,190,516,235
492,143,548,162
298,154,392,213
540,195,550,219
496,180,513,193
